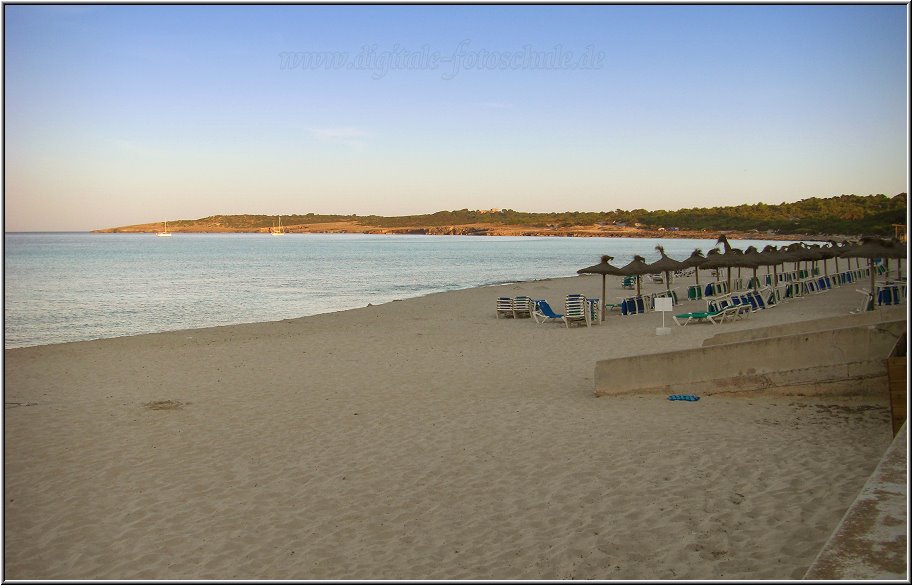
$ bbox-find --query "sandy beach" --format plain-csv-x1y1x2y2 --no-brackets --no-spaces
3,264,903,580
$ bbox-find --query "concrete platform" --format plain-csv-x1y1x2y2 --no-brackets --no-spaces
594,315,906,397
804,421,908,580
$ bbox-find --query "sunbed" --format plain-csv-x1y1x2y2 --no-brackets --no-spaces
708,304,751,323
512,296,534,318
496,296,514,318
672,310,721,326
563,294,591,328
532,299,564,325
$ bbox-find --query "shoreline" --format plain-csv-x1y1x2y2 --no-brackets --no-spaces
91,223,845,242
4,266,903,579
3,257,892,354
3,275,567,351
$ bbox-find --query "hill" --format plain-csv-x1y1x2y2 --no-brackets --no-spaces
94,193,907,239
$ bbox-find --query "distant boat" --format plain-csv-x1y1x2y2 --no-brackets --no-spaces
156,221,172,237
271,215,285,236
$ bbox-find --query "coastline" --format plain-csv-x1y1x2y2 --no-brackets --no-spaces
91,220,844,242
4,268,901,579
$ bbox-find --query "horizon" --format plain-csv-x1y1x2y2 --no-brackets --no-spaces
4,4,909,231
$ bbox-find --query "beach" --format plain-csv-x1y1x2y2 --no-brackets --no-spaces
3,267,901,580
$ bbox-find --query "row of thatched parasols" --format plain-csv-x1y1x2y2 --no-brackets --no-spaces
578,236,907,317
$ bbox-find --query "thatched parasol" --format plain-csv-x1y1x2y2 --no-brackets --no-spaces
759,244,785,289
802,244,829,277
577,255,624,320
699,248,726,288
644,245,686,293
681,248,706,287
818,240,842,277
700,236,753,291
778,242,809,280
837,237,905,310
617,255,652,297
739,246,766,291
885,237,908,278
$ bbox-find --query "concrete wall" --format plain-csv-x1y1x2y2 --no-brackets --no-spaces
804,421,907,580
594,319,906,397
702,306,906,348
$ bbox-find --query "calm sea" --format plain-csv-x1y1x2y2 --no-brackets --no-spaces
4,232,803,348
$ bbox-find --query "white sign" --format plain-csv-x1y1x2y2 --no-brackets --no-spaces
654,297,673,312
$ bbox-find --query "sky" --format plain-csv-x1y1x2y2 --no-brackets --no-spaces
3,4,909,231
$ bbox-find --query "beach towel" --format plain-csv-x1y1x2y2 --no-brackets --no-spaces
667,394,700,401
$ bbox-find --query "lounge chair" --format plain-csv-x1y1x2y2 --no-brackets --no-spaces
620,295,647,315
765,287,783,307
496,297,514,318
728,292,755,311
532,299,564,325
707,304,750,324
706,296,732,313
512,296,534,318
672,310,721,326
586,297,601,324
650,290,678,308
646,273,664,284
705,281,728,297
621,298,635,315
563,294,590,328
708,295,753,318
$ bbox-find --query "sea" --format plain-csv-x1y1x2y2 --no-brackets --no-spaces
3,232,807,349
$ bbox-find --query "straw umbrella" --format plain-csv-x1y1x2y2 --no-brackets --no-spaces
644,245,686,293
759,244,784,289
839,240,864,270
699,248,726,287
803,244,828,278
837,237,905,310
878,237,907,277
577,255,624,320
887,237,907,278
701,237,752,291
617,255,653,297
739,246,766,291
778,242,807,283
824,241,843,275
727,247,763,290
779,242,817,297
711,234,747,291
682,248,705,287
784,243,808,274
820,240,842,277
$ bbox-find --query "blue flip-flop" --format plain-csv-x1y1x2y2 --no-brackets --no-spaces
667,394,700,401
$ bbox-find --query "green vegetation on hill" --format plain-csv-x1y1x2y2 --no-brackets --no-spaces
120,193,907,236
360,193,906,235
634,193,907,235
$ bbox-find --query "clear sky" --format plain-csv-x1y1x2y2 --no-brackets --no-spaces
3,4,909,231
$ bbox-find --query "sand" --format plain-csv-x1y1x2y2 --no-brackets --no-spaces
3,263,901,580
